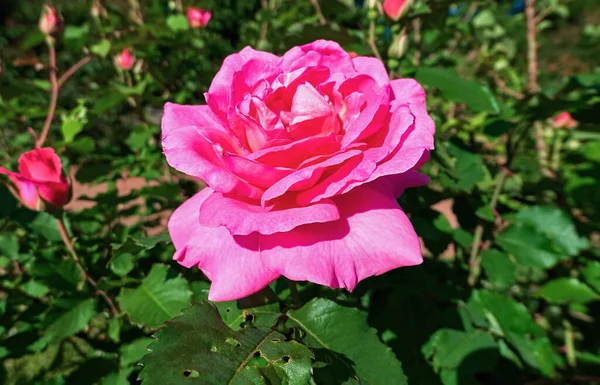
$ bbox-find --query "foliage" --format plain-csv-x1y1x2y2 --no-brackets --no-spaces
1,0,600,384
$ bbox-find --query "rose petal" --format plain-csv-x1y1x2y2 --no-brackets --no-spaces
260,184,422,291
248,135,340,169
18,147,64,183
0,168,40,210
168,189,279,301
352,56,390,88
390,79,435,137
221,153,293,189
198,192,340,235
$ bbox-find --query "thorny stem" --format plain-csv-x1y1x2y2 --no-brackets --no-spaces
368,21,382,61
36,39,58,148
56,218,118,316
309,0,326,25
468,171,508,286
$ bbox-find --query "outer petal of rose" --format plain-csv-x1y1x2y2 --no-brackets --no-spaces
352,57,390,88
168,189,279,301
390,79,436,137
279,40,356,76
0,168,40,210
205,47,279,120
261,149,363,207
198,192,340,236
259,184,422,291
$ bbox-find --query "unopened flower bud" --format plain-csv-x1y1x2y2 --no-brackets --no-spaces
91,1,108,19
383,0,413,21
186,7,212,29
552,111,578,130
388,30,409,59
39,5,61,36
116,48,135,71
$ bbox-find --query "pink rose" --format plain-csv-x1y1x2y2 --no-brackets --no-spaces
116,48,135,71
186,7,211,29
552,111,577,129
383,0,412,21
0,148,70,210
163,40,435,301
39,5,61,36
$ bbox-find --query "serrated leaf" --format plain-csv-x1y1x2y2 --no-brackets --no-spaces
481,249,516,289
118,264,192,328
288,298,407,385
139,302,313,385
415,68,499,113
496,225,563,269
537,278,599,304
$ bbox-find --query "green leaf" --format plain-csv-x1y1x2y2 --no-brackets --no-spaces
288,298,407,385
415,68,499,113
496,206,588,269
446,142,487,191
118,264,192,328
474,291,555,376
139,302,313,385
166,14,190,32
0,234,19,259
61,118,85,143
120,338,153,368
537,278,599,304
21,280,50,298
43,298,97,344
422,329,498,384
14,211,62,242
110,252,134,277
481,249,516,289
91,39,112,57
583,261,600,292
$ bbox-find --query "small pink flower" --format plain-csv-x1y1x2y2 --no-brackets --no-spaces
0,148,70,210
186,7,211,29
383,0,412,21
163,40,434,301
116,48,135,71
552,111,578,129
39,5,61,36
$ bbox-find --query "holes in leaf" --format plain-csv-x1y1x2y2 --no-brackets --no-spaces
225,338,241,347
271,338,281,343
244,312,255,324
282,355,291,363
183,369,200,378
245,351,268,368
225,307,231,313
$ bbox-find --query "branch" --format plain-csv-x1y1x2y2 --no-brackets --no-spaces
368,21,383,61
36,40,58,148
468,171,508,286
58,55,91,88
57,218,118,316
525,0,539,93
490,72,525,99
309,0,327,26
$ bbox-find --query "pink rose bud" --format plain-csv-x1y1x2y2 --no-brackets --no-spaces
186,7,212,28
552,111,577,129
116,48,135,71
388,30,409,58
39,5,61,36
162,40,435,301
0,148,70,211
383,0,413,21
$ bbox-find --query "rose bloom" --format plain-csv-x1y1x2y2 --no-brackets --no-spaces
116,48,135,71
186,7,211,29
552,111,577,129
0,148,70,210
163,40,434,301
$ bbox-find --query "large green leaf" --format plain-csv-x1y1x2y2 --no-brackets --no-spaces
118,264,192,328
43,298,97,344
496,206,588,269
474,291,555,377
537,278,599,304
287,298,407,385
422,329,498,385
139,302,313,385
415,68,499,113
480,249,516,289
583,261,600,292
